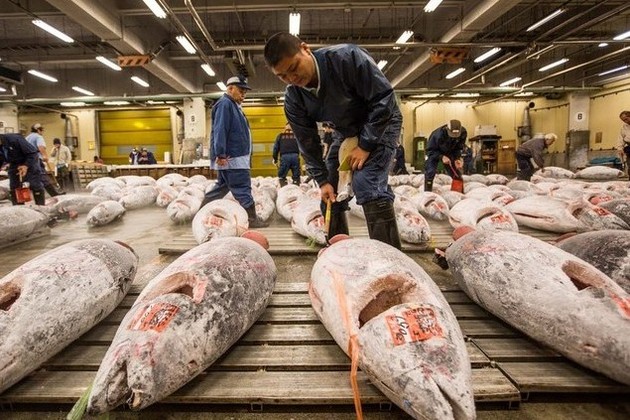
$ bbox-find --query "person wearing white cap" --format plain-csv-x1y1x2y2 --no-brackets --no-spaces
25,123,64,196
200,75,268,228
424,119,468,192
516,132,556,181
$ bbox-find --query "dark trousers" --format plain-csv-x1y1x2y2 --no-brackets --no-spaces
8,164,45,205
202,169,254,209
277,153,301,184
516,153,534,181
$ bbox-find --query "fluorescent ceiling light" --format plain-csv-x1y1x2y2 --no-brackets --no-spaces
96,56,122,71
131,76,150,87
0,87,6,93
289,12,301,36
201,63,216,77
60,101,86,107
474,47,502,63
613,30,630,41
176,35,196,54
377,60,388,70
395,30,413,44
216,81,227,91
598,43,609,48
526,9,565,32
446,67,466,79
147,100,165,104
409,93,440,99
104,101,130,105
28,69,58,83
514,92,535,97
142,0,167,19
538,58,569,72
452,93,480,98
597,65,629,77
72,86,95,96
32,19,74,43
499,77,522,87
424,0,443,13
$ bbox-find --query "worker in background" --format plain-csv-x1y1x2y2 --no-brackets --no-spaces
25,123,64,196
264,32,402,249
272,123,301,186
0,133,46,205
129,147,140,165
424,120,467,191
462,144,474,175
51,138,72,191
200,75,268,228
138,147,157,164
617,110,630,178
391,143,409,175
516,133,557,181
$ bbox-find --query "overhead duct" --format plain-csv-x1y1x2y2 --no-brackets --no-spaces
390,0,523,88
44,0,197,93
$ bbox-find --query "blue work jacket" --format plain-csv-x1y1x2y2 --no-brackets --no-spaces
210,94,252,170
427,125,468,161
284,44,402,185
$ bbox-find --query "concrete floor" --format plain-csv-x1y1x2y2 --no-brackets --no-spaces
1,204,629,419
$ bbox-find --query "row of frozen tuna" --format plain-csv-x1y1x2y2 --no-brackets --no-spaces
2,228,629,419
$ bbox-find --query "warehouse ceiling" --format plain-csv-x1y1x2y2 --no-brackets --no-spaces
1,0,630,106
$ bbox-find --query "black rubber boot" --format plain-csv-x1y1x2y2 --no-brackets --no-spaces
45,184,62,197
424,178,433,192
327,211,349,238
362,199,401,250
10,190,20,205
279,178,288,187
33,189,46,205
245,205,269,228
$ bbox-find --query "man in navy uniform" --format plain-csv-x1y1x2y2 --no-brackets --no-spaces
272,123,301,186
264,32,401,249
0,133,46,205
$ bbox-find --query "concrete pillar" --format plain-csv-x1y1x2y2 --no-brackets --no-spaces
0,104,19,134
566,93,591,169
181,98,207,164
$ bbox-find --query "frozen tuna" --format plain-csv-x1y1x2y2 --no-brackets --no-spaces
394,198,431,244
276,184,304,222
311,238,475,419
88,237,276,413
449,198,518,232
291,197,326,245
446,230,630,385
599,199,630,226
412,192,450,221
0,239,138,393
556,230,630,294
119,186,158,210
575,166,624,180
166,194,202,224
48,193,106,215
0,207,49,242
192,199,248,244
505,196,582,233
86,200,126,227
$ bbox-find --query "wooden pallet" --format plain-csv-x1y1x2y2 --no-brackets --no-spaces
158,220,563,255
70,164,110,189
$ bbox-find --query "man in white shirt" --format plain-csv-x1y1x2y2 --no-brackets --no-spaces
51,138,72,191
618,111,630,177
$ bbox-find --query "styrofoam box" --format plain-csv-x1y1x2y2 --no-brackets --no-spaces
474,125,498,136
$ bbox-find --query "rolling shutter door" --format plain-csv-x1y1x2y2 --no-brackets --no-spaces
243,106,288,177
98,109,171,164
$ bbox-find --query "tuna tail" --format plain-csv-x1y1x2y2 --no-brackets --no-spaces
88,342,131,415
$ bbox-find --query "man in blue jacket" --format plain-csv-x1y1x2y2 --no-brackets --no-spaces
424,120,467,192
263,32,401,249
272,123,301,186
200,76,268,228
0,133,46,205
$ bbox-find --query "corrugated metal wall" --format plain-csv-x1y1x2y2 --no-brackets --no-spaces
243,106,287,177
98,109,172,164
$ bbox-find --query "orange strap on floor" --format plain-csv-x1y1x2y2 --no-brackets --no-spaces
332,272,364,420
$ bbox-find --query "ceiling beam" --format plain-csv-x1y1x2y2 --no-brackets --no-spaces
43,0,197,93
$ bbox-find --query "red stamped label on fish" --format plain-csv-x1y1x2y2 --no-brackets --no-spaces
592,207,610,216
206,216,224,227
128,302,179,332
386,305,443,346
490,214,510,224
